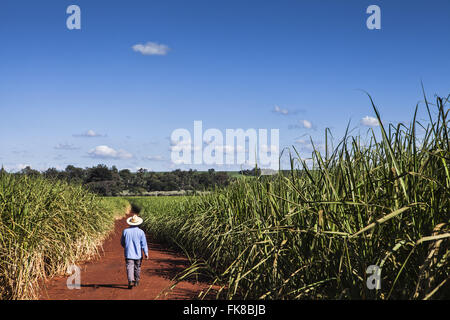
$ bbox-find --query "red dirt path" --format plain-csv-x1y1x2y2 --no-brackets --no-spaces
39,212,215,300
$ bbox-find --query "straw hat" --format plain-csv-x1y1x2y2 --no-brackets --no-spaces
126,214,143,226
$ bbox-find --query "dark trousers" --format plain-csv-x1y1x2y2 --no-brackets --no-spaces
125,258,142,283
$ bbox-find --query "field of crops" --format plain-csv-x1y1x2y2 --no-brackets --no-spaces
1,93,448,300
129,95,449,300
0,175,130,299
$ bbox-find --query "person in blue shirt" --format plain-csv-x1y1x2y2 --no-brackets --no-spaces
120,214,149,289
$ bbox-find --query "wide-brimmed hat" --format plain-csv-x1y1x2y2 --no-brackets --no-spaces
127,214,143,226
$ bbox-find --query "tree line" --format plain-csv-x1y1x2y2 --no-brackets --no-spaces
3,165,232,196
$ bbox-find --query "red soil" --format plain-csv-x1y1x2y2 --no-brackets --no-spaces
39,212,215,300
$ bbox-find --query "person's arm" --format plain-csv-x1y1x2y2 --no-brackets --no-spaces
140,230,149,259
120,231,125,248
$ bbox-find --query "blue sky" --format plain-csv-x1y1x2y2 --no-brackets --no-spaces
1,0,449,172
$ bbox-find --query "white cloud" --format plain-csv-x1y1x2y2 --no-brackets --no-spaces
361,116,379,127
259,144,278,153
295,139,314,151
87,145,133,159
73,130,105,138
289,120,313,130
294,138,308,145
54,143,79,150
170,139,190,152
132,42,170,56
170,138,202,152
294,138,325,153
86,130,100,137
300,120,312,129
274,105,289,115
170,138,192,146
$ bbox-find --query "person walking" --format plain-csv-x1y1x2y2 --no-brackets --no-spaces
120,214,149,289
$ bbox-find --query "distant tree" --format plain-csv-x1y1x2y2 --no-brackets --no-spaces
20,166,41,177
86,164,112,183
119,169,133,187
110,166,121,183
215,172,230,186
10,164,232,195
65,165,84,183
43,168,60,179
86,180,121,196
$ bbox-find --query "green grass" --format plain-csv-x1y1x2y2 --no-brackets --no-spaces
129,93,449,300
0,175,130,299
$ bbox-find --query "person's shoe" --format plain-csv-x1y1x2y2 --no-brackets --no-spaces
134,281,139,287
128,281,134,289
